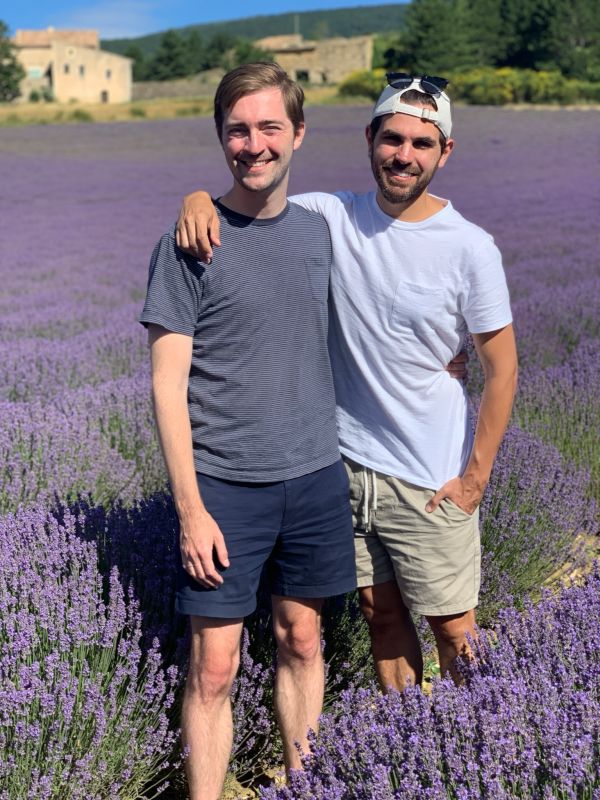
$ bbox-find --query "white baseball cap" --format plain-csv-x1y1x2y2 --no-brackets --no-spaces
372,75,452,139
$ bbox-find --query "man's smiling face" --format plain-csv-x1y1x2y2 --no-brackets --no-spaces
367,110,453,212
221,87,305,196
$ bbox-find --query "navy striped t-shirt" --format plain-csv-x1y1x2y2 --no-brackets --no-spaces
140,200,340,482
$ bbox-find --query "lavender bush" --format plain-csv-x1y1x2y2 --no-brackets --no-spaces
510,280,600,370
478,423,596,622
230,630,279,785
0,375,165,515
515,339,600,502
261,571,600,800
0,504,179,799
62,496,280,785
0,309,147,402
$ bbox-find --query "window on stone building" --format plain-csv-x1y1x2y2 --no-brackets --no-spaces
106,69,112,79
63,64,70,74
79,65,85,77
101,90,109,103
296,70,309,83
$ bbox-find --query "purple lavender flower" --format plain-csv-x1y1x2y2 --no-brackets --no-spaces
261,571,600,799
478,423,596,622
515,338,600,502
0,504,179,798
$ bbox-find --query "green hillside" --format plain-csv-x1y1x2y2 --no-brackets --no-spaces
101,3,408,57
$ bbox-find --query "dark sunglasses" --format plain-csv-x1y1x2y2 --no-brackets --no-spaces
386,72,449,96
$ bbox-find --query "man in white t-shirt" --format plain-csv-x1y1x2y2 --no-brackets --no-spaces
176,73,518,689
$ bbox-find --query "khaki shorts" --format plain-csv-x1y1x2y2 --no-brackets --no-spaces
344,457,480,616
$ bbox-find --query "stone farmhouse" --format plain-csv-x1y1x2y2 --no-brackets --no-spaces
13,28,132,104
255,34,373,84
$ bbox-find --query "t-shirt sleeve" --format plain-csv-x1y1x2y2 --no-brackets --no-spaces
462,238,513,334
290,191,351,217
139,227,204,336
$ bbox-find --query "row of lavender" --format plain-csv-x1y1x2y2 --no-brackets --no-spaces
1,107,598,796
266,573,600,800
3,497,598,798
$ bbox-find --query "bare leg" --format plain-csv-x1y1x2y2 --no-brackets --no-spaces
181,616,243,800
426,609,477,684
271,596,324,771
359,581,423,691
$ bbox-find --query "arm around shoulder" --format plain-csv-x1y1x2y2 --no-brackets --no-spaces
175,190,220,262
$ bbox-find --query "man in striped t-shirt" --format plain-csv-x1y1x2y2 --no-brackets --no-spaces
140,63,356,799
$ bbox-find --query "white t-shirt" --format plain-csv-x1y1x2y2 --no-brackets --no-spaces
290,190,513,490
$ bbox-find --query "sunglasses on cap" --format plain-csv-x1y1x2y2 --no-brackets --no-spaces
386,72,449,97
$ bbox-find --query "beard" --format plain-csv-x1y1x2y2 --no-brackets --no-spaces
371,154,438,206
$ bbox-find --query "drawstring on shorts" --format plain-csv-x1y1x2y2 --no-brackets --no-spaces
362,467,378,532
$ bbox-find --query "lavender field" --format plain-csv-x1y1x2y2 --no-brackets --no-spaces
1,106,599,798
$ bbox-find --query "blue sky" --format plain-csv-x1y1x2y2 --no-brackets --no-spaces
2,0,406,40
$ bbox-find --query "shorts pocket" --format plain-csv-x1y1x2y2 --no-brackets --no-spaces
443,497,477,520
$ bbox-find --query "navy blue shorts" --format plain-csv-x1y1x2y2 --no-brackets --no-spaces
176,459,357,618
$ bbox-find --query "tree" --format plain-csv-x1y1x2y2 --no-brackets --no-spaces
396,0,600,80
185,29,207,75
123,44,147,81
401,0,478,74
528,0,600,80
464,0,513,66
145,30,191,81
0,21,25,102
202,32,237,70
221,39,274,71
372,33,406,70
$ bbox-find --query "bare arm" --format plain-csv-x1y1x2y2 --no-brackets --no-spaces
149,324,229,586
175,191,221,262
427,324,518,514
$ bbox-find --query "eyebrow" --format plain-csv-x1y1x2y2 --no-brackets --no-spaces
225,118,286,129
380,129,437,146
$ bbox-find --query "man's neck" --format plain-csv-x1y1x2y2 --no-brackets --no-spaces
376,190,446,223
220,181,288,219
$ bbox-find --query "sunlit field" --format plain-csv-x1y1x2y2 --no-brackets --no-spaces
1,106,598,798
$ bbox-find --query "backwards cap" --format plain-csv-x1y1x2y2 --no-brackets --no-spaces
372,79,452,139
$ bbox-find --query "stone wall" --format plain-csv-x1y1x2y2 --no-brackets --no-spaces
132,70,224,101
256,35,373,84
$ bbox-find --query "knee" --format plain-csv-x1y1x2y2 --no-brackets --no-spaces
187,650,239,703
360,593,410,634
428,611,476,651
274,619,321,665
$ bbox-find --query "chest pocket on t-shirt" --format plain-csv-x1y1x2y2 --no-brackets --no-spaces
389,281,446,333
304,256,330,304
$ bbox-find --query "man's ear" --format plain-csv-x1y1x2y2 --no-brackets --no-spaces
438,137,454,168
365,124,373,157
293,121,306,151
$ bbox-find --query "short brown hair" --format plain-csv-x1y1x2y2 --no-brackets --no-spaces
214,61,304,138
370,89,447,149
